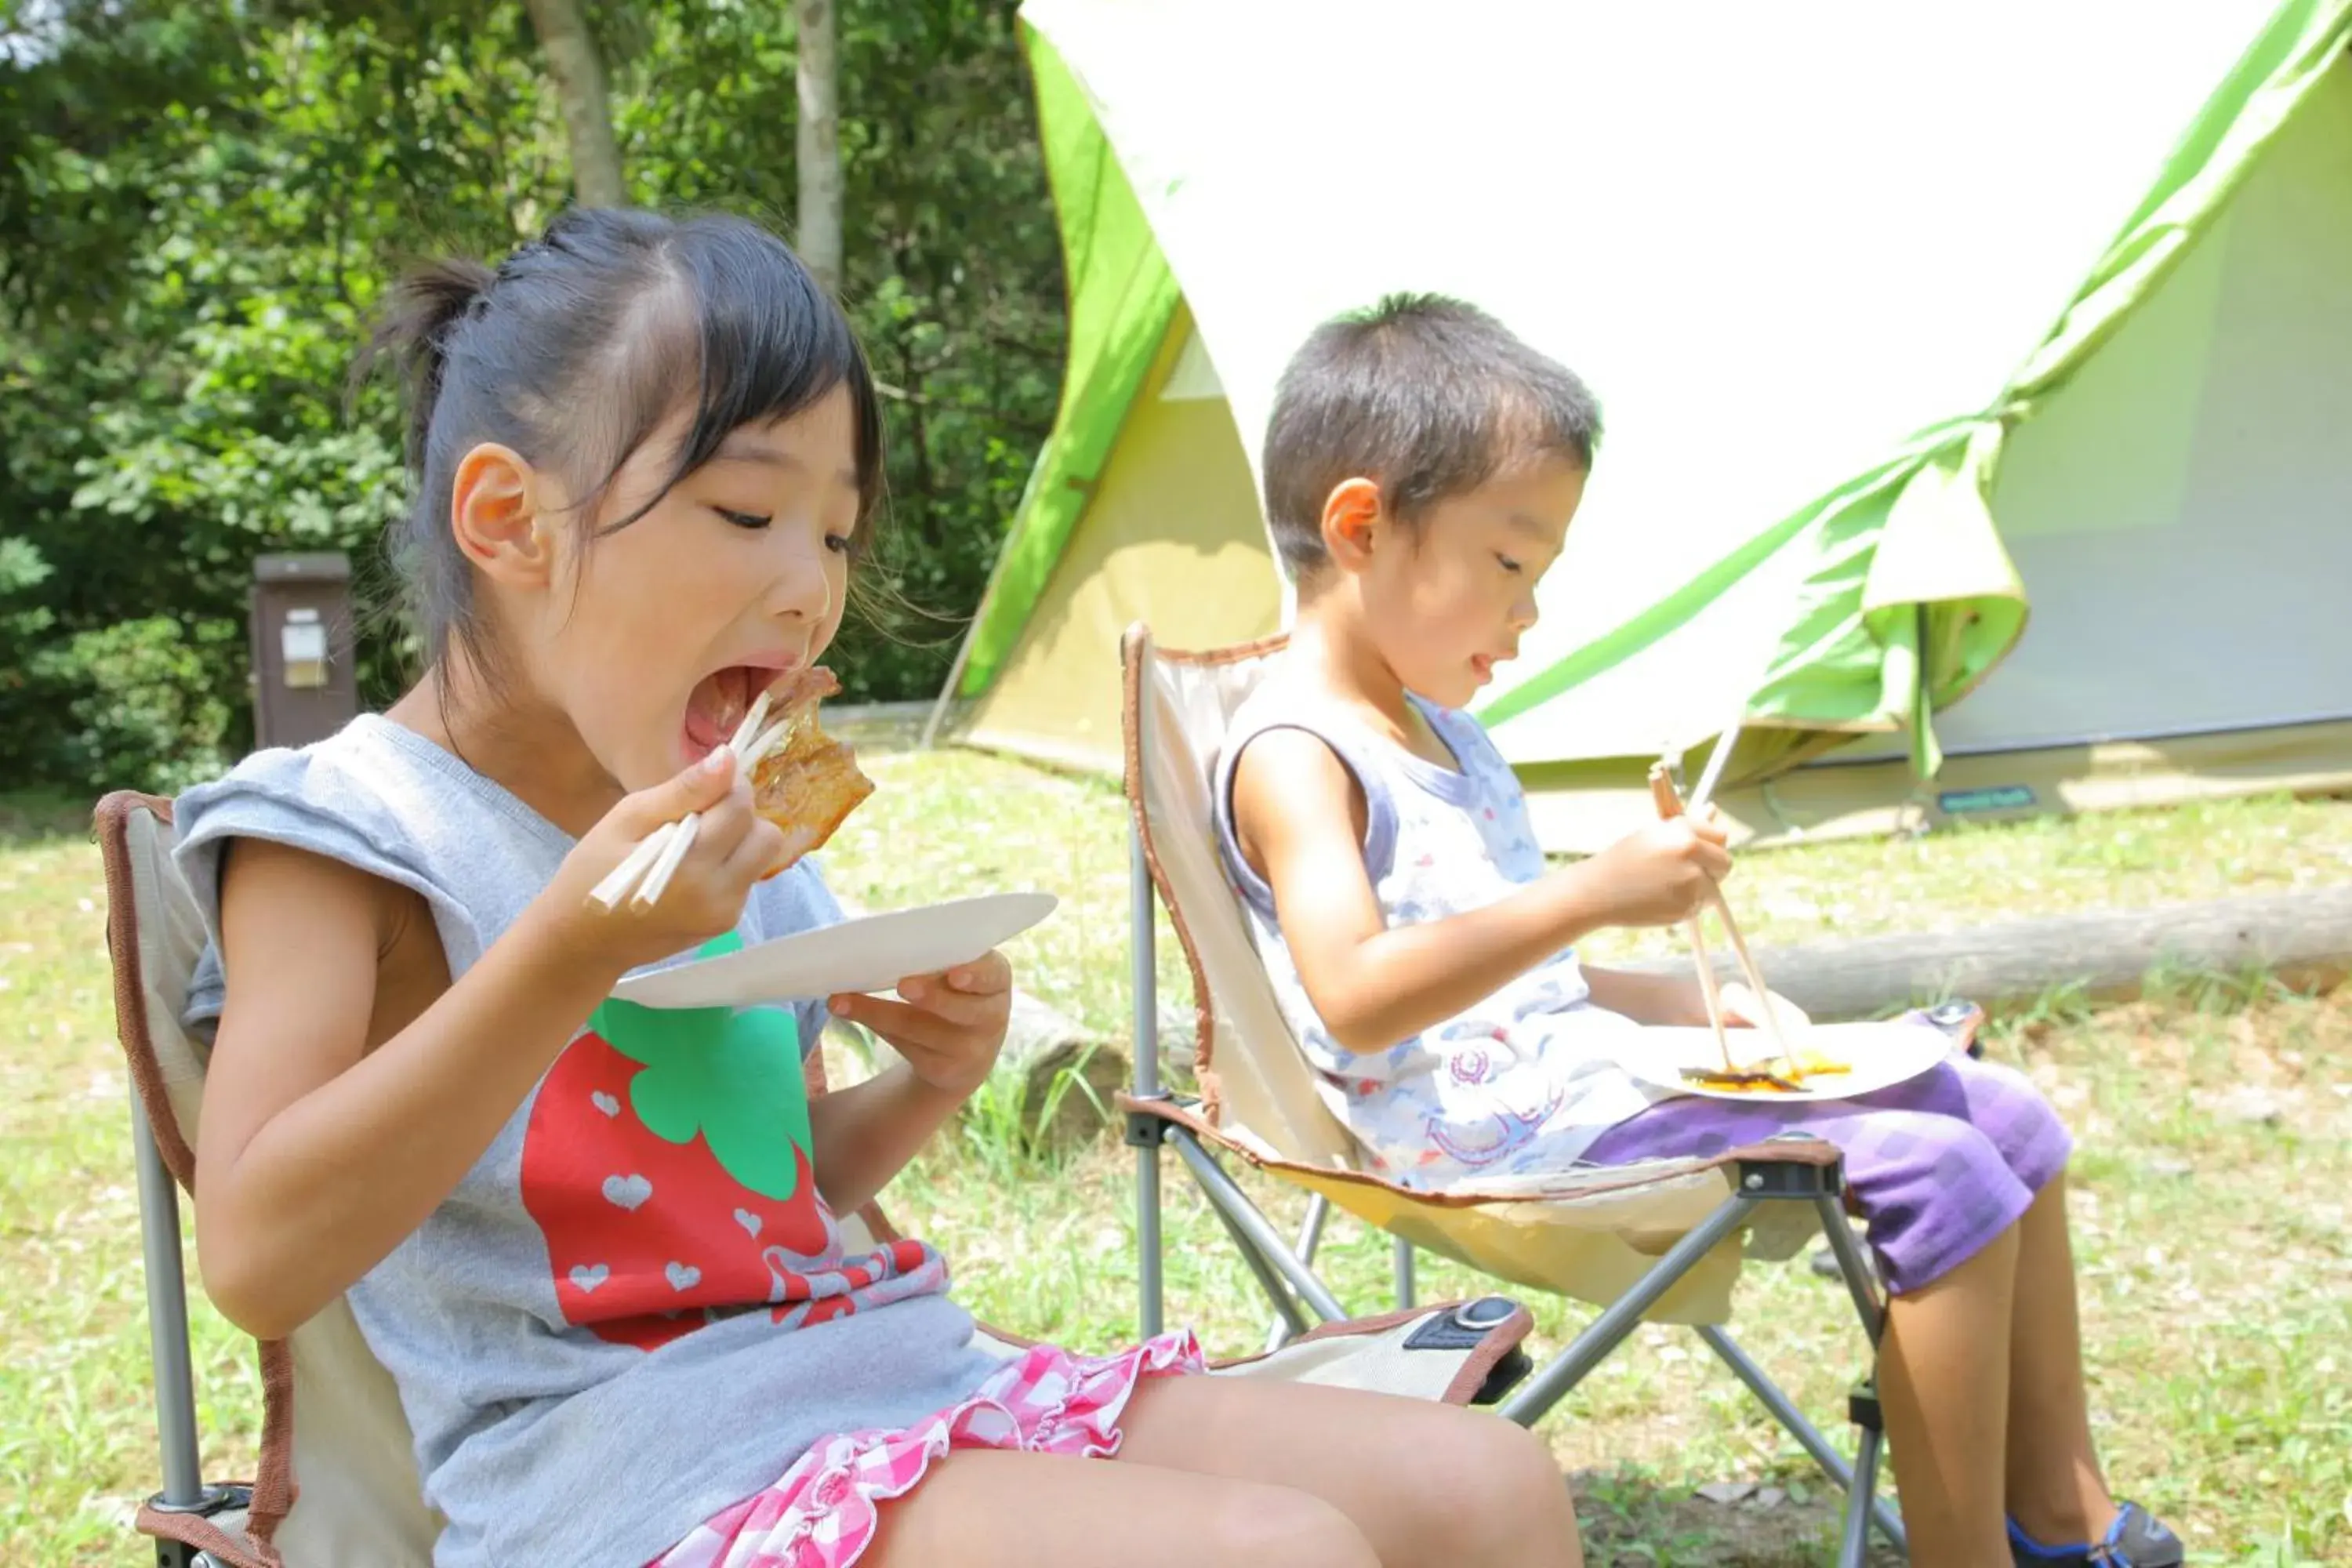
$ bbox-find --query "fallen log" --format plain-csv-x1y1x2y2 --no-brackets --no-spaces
1620,884,2352,1020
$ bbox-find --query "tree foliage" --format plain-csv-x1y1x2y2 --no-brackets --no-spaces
0,0,1062,792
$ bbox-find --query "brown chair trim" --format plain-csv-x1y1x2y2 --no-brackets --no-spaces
982,1294,1528,1407
95,789,196,1189
1120,625,1227,1120
1149,630,1292,670
1201,1294,1534,1408
1436,1299,1537,1407
1119,625,1295,1120
134,1504,278,1568
1118,1091,1839,1209
96,790,299,1560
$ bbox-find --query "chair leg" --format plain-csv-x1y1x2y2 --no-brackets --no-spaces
1265,1194,1331,1352
1171,1131,1351,1323
1695,1323,1906,1550
1129,824,1166,1341
1392,1235,1416,1311
1205,1174,1316,1340
1815,1194,1887,1340
131,1092,205,1508
1494,1192,1759,1428
1839,1416,1887,1567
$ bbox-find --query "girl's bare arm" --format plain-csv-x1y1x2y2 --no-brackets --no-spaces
810,954,1013,1214
194,839,626,1340
1232,730,1729,1053
196,752,779,1338
804,1065,963,1215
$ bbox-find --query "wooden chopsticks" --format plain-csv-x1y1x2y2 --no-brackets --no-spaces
587,688,797,913
1647,763,1797,1076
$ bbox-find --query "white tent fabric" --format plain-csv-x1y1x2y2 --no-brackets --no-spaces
1849,56,2352,760
1019,0,2299,764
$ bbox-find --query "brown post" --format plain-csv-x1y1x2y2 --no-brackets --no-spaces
248,553,358,750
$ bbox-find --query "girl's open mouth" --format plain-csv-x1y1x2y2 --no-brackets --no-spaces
683,665,788,757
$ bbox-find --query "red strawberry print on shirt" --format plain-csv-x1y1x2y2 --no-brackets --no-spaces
521,935,942,1351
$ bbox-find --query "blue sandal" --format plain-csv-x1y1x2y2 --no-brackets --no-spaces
2009,1501,2184,1566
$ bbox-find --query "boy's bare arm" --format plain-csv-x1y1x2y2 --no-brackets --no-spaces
1581,966,1704,1025
1233,731,1729,1053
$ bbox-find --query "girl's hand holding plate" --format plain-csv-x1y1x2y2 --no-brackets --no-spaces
830,949,1015,1098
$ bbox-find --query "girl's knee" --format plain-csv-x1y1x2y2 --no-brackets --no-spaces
1417,1411,1581,1564
1200,1484,1378,1568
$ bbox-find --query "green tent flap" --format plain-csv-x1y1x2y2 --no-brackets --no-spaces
954,26,1182,699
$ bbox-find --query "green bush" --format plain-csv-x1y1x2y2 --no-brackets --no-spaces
27,615,244,794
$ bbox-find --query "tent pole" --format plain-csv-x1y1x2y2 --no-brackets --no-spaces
919,632,976,750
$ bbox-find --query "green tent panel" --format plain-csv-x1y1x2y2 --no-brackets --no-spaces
947,0,2352,850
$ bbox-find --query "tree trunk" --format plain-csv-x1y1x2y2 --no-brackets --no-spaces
794,0,844,293
522,0,626,209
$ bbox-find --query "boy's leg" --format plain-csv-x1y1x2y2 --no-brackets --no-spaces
1915,1056,2129,1544
1584,1073,2046,1558
1878,1221,2023,1568
2003,1171,2120,1544
862,1447,1379,1568
1110,1374,1584,1568
1587,1058,2056,1294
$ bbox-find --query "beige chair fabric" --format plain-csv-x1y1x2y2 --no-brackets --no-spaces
106,794,443,1568
99,792,1526,1568
1120,628,1833,1324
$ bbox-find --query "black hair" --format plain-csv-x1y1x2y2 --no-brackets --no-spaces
1259,292,1602,583
355,207,886,678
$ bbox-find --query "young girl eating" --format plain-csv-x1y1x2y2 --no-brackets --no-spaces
1218,293,2185,1568
173,211,1580,1568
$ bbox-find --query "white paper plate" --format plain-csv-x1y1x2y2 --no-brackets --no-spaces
614,892,1058,1009
1618,1018,1958,1103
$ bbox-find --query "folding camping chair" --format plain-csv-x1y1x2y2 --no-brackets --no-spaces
1116,626,1991,1566
96,789,1541,1568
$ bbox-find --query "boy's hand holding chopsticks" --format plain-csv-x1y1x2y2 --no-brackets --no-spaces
1646,764,1803,1076
1581,814,1734,927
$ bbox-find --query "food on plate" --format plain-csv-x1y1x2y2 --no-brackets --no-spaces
1678,1042,1853,1096
1679,1066,1806,1095
1784,1044,1853,1080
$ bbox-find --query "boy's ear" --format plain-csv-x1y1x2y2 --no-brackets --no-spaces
449,443,558,590
1319,477,1385,575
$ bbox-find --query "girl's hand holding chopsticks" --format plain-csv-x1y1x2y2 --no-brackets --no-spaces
539,745,788,976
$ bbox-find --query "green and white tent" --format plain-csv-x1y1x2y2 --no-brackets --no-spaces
934,0,2352,851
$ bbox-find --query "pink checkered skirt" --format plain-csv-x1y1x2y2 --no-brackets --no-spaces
648,1330,1206,1568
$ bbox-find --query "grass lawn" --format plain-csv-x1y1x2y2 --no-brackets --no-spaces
5,762,2349,1564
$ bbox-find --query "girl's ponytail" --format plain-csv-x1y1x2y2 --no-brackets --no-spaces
353,257,497,472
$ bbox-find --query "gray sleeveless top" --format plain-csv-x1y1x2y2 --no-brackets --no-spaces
175,715,998,1567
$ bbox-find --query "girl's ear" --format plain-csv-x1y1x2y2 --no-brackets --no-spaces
1319,477,1385,575
449,443,557,590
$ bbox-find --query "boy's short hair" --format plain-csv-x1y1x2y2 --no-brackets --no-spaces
1260,293,1602,583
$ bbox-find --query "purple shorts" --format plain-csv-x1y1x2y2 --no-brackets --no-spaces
1583,1052,2071,1293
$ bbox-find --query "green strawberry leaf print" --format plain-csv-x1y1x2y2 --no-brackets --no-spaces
588,935,813,1202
